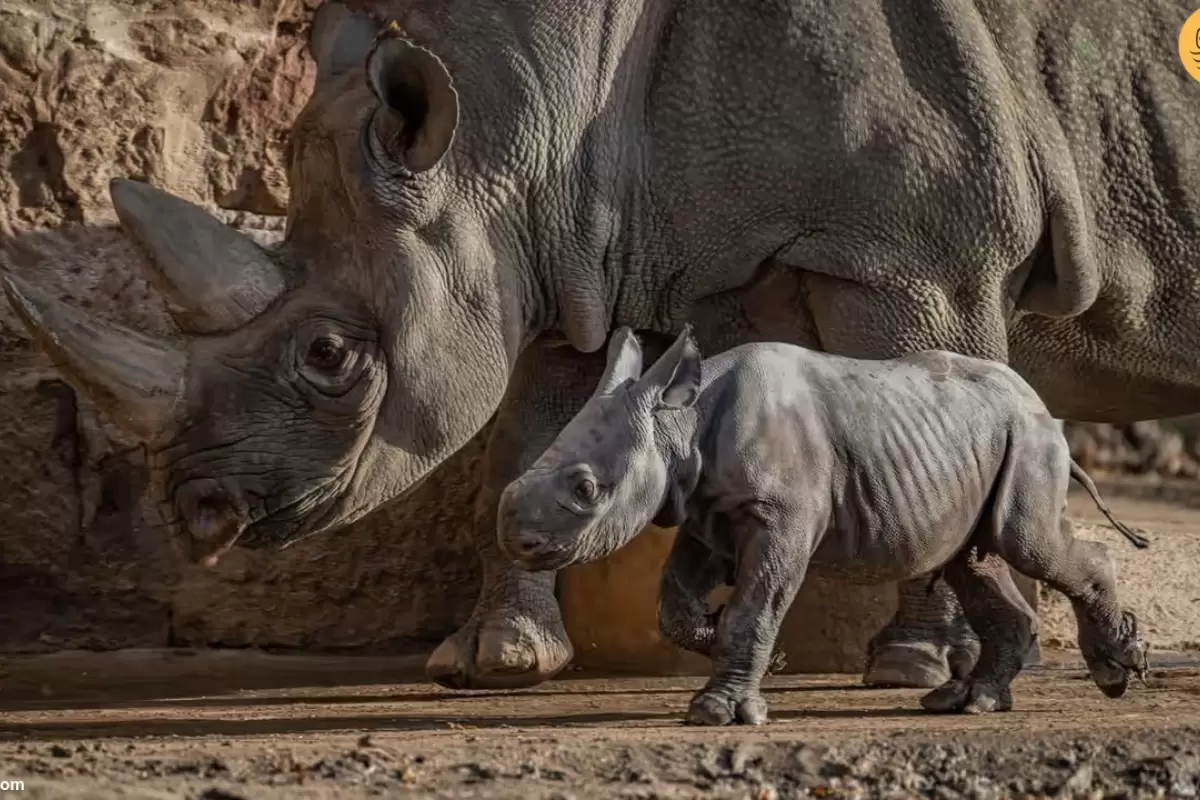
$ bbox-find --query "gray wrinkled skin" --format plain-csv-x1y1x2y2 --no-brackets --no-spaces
4,0,1199,690
499,328,1150,725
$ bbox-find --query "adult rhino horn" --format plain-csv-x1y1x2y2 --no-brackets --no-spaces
1,271,185,441
109,179,285,334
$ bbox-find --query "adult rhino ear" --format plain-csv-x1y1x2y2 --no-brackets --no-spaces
639,325,702,410
594,327,644,396
310,1,380,86
364,23,459,174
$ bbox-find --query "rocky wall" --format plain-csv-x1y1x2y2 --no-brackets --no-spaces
0,0,1193,666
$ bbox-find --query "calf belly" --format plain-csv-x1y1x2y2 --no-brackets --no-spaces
808,522,976,585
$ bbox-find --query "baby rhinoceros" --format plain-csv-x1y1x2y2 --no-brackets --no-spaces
498,326,1150,726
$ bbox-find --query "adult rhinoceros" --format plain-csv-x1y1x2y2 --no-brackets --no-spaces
4,0,1197,691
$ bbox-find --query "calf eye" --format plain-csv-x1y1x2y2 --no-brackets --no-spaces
307,335,347,371
573,478,599,505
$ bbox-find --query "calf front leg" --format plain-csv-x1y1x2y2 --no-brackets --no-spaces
658,526,733,657
425,338,606,689
686,507,812,726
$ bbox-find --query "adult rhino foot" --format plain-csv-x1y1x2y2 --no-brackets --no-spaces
685,686,769,726
920,678,1013,714
864,615,981,688
862,641,953,689
426,610,573,690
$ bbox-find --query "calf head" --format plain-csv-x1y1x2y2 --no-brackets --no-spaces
498,326,703,571
1,3,525,564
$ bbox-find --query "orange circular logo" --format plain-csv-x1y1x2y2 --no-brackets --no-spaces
1178,9,1200,83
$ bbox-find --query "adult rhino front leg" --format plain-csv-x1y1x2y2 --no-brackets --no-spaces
803,273,1036,689
426,337,607,689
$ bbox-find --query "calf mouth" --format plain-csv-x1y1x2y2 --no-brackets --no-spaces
502,539,579,573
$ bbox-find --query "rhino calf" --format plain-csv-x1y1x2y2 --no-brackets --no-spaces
498,327,1149,725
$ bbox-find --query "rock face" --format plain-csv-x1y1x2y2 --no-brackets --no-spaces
0,0,1193,668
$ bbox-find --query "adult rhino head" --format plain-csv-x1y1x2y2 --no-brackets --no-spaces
3,5,531,565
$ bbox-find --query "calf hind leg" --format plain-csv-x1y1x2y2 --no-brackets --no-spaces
921,550,1037,714
1000,519,1148,698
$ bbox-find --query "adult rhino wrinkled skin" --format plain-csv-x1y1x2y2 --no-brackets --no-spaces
5,0,1199,690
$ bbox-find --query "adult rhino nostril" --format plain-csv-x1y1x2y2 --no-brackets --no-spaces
176,480,249,566
192,496,226,540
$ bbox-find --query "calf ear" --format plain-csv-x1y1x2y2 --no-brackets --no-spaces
641,326,702,410
365,24,459,173
595,327,644,396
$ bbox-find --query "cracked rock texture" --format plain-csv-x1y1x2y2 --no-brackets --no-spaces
0,0,1194,666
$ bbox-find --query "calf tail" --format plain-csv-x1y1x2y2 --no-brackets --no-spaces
1069,459,1150,549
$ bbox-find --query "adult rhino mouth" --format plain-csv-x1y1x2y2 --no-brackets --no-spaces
192,507,332,566
168,472,354,566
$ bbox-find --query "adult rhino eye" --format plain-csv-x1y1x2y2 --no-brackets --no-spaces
306,335,347,371
573,478,599,505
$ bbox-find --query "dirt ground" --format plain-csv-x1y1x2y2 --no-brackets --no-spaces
1,487,1198,800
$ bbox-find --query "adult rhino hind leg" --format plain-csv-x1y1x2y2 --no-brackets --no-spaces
864,578,980,689
426,339,606,689
803,273,1013,689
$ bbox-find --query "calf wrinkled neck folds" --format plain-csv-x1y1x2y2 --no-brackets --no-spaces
499,326,703,570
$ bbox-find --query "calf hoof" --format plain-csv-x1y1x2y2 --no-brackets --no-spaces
1082,612,1150,699
863,642,951,689
920,679,1013,714
685,688,769,726
1089,644,1149,699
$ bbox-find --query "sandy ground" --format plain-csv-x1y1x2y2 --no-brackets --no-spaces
0,486,1197,799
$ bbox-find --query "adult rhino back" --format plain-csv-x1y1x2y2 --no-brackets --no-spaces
1002,0,1200,418
3,0,1194,691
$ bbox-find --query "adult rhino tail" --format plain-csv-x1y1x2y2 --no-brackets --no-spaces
1069,459,1150,549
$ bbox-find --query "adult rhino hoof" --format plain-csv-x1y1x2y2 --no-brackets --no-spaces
426,612,573,690
920,679,1013,714
685,687,769,726
862,642,952,689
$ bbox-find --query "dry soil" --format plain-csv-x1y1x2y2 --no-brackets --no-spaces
0,487,1198,800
